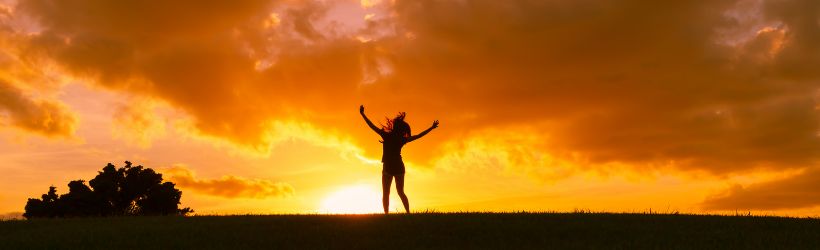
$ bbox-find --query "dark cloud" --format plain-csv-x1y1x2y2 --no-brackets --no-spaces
702,167,820,210
164,165,294,199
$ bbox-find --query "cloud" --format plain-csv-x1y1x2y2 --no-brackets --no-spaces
163,165,294,199
0,80,77,138
432,127,578,181
111,99,166,148
702,167,820,210
5,0,820,178
379,0,820,173
14,0,366,153
0,6,78,139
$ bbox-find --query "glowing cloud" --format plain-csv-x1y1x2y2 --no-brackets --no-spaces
8,0,820,173
111,100,166,148
0,80,77,138
702,167,820,210
163,165,294,199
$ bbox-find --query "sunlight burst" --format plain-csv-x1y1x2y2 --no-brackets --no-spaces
320,185,382,214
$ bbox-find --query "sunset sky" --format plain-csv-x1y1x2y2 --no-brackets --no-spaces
1,0,820,217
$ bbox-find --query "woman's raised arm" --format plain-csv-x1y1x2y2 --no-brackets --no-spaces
408,120,438,142
360,105,385,136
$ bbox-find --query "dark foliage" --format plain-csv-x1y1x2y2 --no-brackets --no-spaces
23,161,193,219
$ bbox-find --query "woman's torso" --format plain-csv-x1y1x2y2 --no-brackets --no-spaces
381,134,406,163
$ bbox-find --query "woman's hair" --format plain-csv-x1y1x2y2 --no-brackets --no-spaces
383,112,411,139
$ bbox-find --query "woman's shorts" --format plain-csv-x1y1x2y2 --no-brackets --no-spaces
382,159,405,176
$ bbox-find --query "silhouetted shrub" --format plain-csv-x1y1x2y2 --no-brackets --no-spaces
23,161,192,218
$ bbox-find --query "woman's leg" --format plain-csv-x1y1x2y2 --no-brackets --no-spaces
382,173,392,214
395,174,410,213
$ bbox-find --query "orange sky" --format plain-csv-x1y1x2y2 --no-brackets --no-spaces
1,0,820,217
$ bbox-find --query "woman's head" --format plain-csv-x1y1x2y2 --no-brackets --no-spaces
383,112,411,138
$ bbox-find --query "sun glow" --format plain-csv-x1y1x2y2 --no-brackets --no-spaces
320,185,383,214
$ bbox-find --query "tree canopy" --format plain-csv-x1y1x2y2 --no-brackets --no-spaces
24,161,192,218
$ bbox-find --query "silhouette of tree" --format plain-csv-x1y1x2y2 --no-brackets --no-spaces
60,180,99,217
23,186,59,218
23,161,192,218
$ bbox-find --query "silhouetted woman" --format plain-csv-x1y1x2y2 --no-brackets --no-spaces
360,105,439,214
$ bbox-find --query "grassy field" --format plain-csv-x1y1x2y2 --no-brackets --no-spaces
1,212,819,249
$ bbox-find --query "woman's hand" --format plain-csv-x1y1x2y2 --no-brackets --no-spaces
432,120,439,129
359,105,365,114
